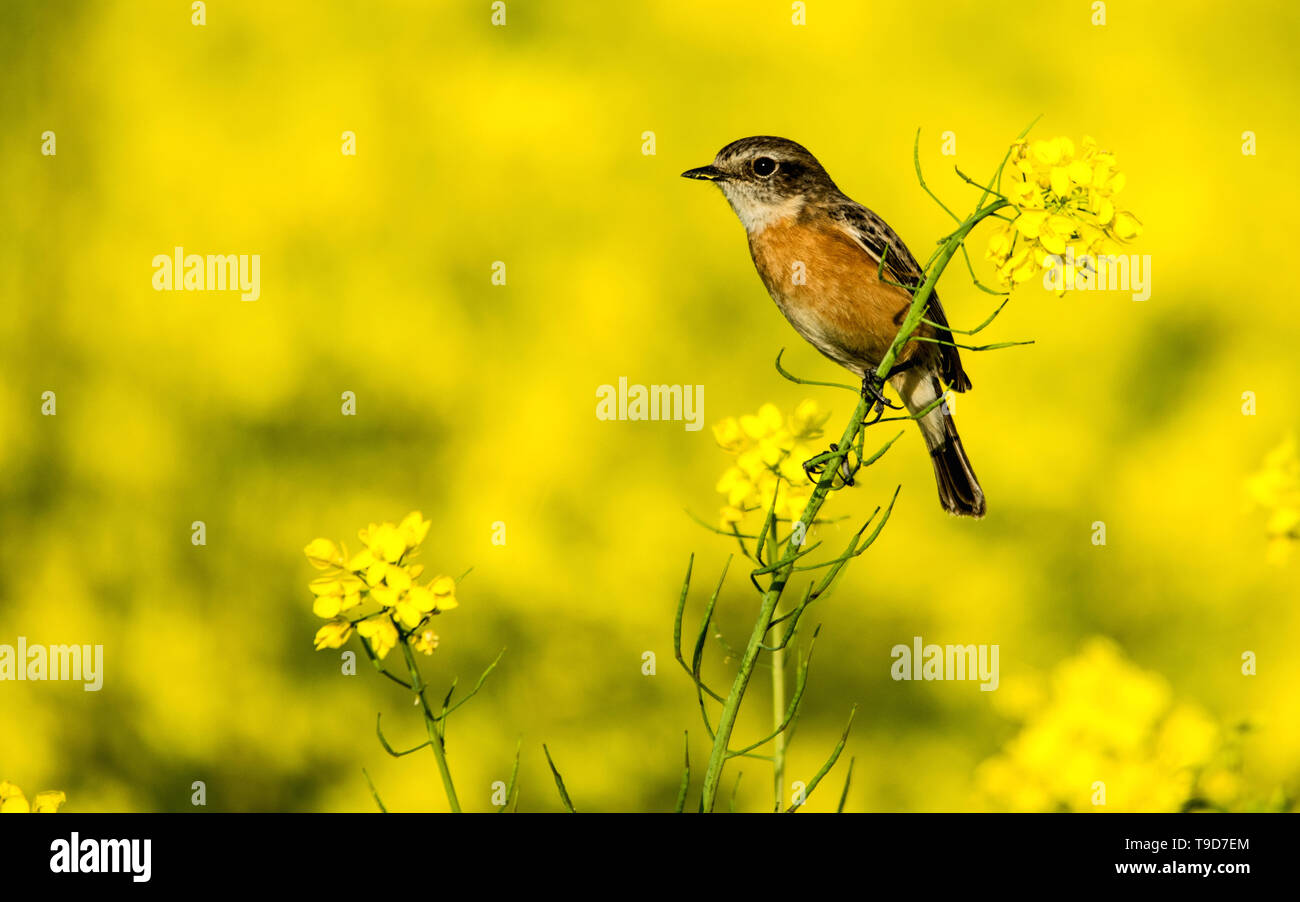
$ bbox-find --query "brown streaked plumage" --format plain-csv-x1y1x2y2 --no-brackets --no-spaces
683,136,985,517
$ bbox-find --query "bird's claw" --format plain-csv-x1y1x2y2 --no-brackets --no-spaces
802,443,855,487
861,371,902,425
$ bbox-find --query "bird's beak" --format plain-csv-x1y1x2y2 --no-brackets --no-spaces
681,165,726,181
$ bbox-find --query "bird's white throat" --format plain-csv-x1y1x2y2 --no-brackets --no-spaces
719,185,807,232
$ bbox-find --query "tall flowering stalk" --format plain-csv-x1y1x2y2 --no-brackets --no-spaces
304,511,509,812
711,400,835,803
676,123,1141,813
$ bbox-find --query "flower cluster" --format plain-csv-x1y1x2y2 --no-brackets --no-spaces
1247,436,1300,564
305,511,459,659
986,136,1143,289
976,639,1255,812
0,781,65,813
712,400,833,529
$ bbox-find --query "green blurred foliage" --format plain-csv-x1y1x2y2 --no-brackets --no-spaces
1,0,1297,812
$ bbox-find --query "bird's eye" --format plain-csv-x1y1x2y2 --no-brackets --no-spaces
752,157,778,177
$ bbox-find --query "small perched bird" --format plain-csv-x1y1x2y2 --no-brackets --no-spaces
683,136,985,517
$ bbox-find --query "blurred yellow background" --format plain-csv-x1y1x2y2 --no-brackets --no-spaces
1,0,1297,812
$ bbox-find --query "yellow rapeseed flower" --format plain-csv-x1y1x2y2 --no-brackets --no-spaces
394,586,436,629
713,400,833,529
789,398,832,442
304,512,460,655
303,537,344,570
429,575,459,611
987,136,1143,291
32,791,66,812
313,619,354,650
308,574,363,619
976,638,1250,812
411,628,440,655
356,614,399,660
0,781,66,813
397,510,432,550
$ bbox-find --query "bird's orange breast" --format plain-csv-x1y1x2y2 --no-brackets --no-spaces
747,216,925,372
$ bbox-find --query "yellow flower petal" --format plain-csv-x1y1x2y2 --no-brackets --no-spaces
386,567,412,593
365,560,389,586
0,794,31,813
393,599,426,629
1009,179,1040,209
789,399,830,440
986,226,1012,261
407,585,436,613
304,538,342,570
1112,211,1142,240
1014,210,1048,238
411,628,440,655
368,524,406,562
32,791,66,813
1038,218,1071,255
719,505,745,528
0,782,29,813
356,615,398,659
1049,166,1071,198
314,619,354,650
312,594,342,619
740,404,783,439
712,417,746,451
398,511,432,550
1030,139,1061,166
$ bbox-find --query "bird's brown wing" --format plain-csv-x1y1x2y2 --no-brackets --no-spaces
828,203,971,392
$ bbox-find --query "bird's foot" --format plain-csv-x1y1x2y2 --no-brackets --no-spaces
860,372,903,425
802,443,856,487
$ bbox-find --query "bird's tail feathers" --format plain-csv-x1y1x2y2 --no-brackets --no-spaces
894,370,986,518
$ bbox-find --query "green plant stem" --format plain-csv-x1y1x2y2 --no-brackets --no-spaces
696,198,1008,813
400,640,463,812
767,531,786,811
770,644,786,809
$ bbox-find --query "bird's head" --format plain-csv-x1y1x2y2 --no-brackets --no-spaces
681,136,839,230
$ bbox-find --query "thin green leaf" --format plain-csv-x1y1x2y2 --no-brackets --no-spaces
674,731,691,813
914,128,960,222
785,705,857,813
774,348,859,392
433,648,507,721
362,767,388,813
911,335,1034,352
837,757,856,813
497,739,522,813
921,297,1010,336
727,626,820,757
375,712,432,757
542,743,576,813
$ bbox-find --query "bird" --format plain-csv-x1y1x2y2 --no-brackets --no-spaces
682,136,985,517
